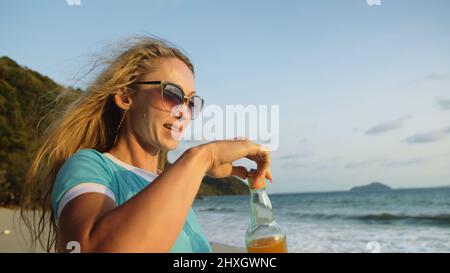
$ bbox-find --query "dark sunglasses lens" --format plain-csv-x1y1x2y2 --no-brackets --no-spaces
162,84,184,110
189,96,204,119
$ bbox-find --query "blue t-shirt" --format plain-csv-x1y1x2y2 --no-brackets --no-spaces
51,148,212,253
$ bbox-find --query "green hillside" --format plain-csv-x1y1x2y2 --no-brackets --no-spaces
0,56,248,205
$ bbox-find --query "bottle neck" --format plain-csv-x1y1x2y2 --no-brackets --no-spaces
249,187,274,226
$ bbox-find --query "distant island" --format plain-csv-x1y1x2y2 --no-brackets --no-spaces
350,182,392,192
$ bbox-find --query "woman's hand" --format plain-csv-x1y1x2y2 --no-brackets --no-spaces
200,139,273,184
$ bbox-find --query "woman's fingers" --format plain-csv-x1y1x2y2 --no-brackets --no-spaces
231,166,248,180
204,139,273,183
231,165,271,183
265,167,273,183
252,144,272,184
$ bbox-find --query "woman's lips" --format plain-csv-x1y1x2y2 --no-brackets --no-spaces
163,123,183,132
163,123,184,139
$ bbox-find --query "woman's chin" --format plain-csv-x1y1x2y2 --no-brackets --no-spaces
160,136,179,151
159,128,183,150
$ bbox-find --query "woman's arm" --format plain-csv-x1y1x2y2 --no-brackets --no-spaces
58,140,271,252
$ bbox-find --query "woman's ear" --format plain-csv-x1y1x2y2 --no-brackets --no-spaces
113,87,133,111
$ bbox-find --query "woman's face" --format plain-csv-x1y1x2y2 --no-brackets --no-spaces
125,57,195,152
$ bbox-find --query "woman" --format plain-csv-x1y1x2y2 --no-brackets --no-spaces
21,36,272,253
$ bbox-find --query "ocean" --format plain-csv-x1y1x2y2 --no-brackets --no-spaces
193,187,450,253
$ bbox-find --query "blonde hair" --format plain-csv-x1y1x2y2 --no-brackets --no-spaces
20,36,195,252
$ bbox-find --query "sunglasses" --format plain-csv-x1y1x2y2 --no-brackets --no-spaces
131,80,204,120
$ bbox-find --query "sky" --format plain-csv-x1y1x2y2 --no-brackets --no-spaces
1,0,449,193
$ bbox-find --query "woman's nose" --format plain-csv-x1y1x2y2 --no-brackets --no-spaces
173,103,191,120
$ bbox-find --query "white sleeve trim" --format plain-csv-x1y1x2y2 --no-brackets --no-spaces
56,182,116,223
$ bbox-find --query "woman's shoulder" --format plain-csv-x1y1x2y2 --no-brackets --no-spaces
51,148,116,218
63,148,111,167
53,149,114,194
57,148,112,178
69,148,104,160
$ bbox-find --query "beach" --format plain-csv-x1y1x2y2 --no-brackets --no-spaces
0,208,244,253
0,208,46,252
3,187,449,253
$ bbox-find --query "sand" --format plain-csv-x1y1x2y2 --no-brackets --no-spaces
0,208,245,253
0,208,45,252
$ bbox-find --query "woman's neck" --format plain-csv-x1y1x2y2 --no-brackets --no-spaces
107,132,160,174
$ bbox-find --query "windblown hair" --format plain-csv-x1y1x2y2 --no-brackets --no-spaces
20,36,195,252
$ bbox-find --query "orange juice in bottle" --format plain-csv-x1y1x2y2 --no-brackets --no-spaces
245,169,288,253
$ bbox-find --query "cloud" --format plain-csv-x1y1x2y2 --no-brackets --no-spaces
278,150,314,160
365,115,411,135
281,156,342,170
280,161,312,169
405,126,450,144
412,73,450,83
344,159,384,169
344,157,427,169
383,158,427,167
352,127,362,133
437,98,450,110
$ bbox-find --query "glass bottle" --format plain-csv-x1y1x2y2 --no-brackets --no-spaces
245,169,288,253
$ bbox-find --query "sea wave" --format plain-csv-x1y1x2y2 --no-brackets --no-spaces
285,212,450,226
197,207,236,213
